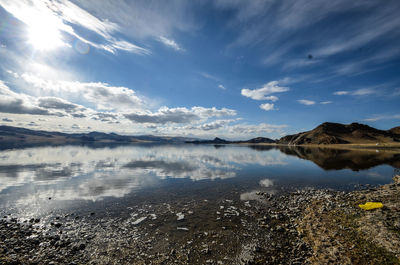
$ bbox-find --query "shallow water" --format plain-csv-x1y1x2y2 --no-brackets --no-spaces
0,144,398,216
1,144,399,263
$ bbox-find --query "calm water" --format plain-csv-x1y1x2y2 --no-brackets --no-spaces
0,144,398,217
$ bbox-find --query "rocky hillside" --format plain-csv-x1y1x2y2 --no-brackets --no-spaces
278,122,400,145
389,126,400,135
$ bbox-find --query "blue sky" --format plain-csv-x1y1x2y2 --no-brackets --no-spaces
0,0,399,140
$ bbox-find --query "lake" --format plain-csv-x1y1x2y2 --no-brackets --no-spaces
0,144,399,263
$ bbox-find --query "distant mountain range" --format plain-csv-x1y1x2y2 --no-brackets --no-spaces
0,125,197,149
188,137,276,144
188,122,400,145
0,122,399,149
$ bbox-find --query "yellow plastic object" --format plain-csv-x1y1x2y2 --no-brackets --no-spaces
358,202,383,210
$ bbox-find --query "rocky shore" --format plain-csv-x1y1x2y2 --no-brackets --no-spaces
1,176,400,264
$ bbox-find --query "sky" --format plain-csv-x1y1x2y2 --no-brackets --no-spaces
0,0,399,140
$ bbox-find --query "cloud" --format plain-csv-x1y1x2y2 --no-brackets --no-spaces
0,0,150,54
230,123,287,135
124,106,236,125
187,120,234,131
73,0,197,40
20,73,144,111
0,81,51,115
27,121,38,127
0,98,50,116
199,72,220,82
241,81,289,100
259,179,273,188
352,88,377,96
265,96,279,102
90,112,119,122
218,84,226,90
1,80,89,119
102,40,150,55
363,114,400,122
192,106,236,117
126,110,196,125
38,97,82,112
333,88,377,96
297,99,315,105
159,36,184,51
71,124,80,130
1,73,244,137
215,0,400,75
333,91,349,95
259,103,275,111
320,101,332,104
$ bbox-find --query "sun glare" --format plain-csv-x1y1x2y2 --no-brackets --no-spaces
27,19,64,51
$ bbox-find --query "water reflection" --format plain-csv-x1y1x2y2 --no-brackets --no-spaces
0,144,398,211
0,145,286,206
278,146,400,170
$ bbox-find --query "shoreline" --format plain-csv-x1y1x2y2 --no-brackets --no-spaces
1,176,400,264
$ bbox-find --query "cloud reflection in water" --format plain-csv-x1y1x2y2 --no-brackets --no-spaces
0,145,287,205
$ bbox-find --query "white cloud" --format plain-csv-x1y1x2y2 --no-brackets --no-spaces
0,0,149,54
297,99,315,105
363,114,400,122
259,103,275,111
199,72,220,82
264,96,279,102
1,71,244,137
230,123,287,135
197,120,234,131
124,106,236,125
352,88,377,96
20,73,144,111
259,179,273,188
333,91,349,95
192,106,237,117
333,88,377,96
0,80,51,116
0,80,99,119
320,101,332,104
73,0,197,40
241,81,289,100
159,36,184,51
218,84,226,90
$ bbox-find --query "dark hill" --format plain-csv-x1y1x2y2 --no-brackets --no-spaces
278,122,400,145
189,137,231,144
243,137,276,144
389,126,400,135
188,136,276,144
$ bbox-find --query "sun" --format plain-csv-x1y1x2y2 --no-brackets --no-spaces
27,19,64,51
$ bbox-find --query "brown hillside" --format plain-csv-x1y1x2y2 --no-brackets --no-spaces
389,126,400,135
278,122,400,145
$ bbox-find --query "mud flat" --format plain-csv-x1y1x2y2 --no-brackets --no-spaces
1,177,400,264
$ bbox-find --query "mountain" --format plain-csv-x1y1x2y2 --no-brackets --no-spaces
243,137,276,144
0,125,197,149
189,137,231,144
389,126,400,135
188,137,276,144
1,122,399,149
278,122,400,145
